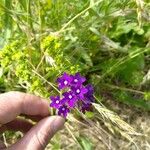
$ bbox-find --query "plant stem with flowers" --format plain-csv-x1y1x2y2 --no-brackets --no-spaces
50,72,95,118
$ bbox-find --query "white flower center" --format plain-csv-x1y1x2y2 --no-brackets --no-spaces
69,95,72,99
62,108,65,111
76,89,80,93
56,100,59,104
64,80,68,85
74,79,78,82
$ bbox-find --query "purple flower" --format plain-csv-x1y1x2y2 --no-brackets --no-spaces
81,103,92,113
71,73,86,86
57,72,72,89
63,91,77,108
71,85,88,100
58,105,70,118
84,84,95,103
86,84,94,95
50,96,62,109
50,72,94,118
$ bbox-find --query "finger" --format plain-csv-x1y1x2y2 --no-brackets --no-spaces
0,91,50,124
0,118,33,133
8,116,65,150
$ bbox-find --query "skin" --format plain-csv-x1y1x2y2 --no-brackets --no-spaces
0,91,65,150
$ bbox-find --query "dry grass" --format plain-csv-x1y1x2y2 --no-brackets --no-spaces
45,100,150,150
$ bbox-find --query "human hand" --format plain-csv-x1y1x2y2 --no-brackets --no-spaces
0,92,65,150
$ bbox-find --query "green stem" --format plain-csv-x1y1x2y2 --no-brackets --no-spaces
58,0,103,33
32,70,60,94
103,84,144,95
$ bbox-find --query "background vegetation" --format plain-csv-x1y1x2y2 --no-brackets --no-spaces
0,0,150,149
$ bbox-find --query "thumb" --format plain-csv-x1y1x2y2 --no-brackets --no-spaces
8,116,65,150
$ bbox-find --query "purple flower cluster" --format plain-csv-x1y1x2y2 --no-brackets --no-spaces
50,72,94,118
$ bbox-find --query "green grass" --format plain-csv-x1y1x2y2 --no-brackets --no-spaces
0,0,150,149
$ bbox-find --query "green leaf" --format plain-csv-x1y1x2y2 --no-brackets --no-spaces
0,68,3,77
80,49,93,67
144,92,150,101
89,27,100,36
85,111,95,119
115,91,150,111
19,0,28,10
77,136,93,150
4,0,13,40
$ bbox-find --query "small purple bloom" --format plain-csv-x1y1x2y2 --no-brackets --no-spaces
63,91,77,108
50,72,94,118
71,85,88,100
50,96,61,109
81,103,92,113
58,105,70,118
85,84,95,103
71,73,86,86
57,72,72,89
86,84,94,95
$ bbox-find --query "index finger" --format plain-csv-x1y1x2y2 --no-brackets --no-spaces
0,91,50,124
